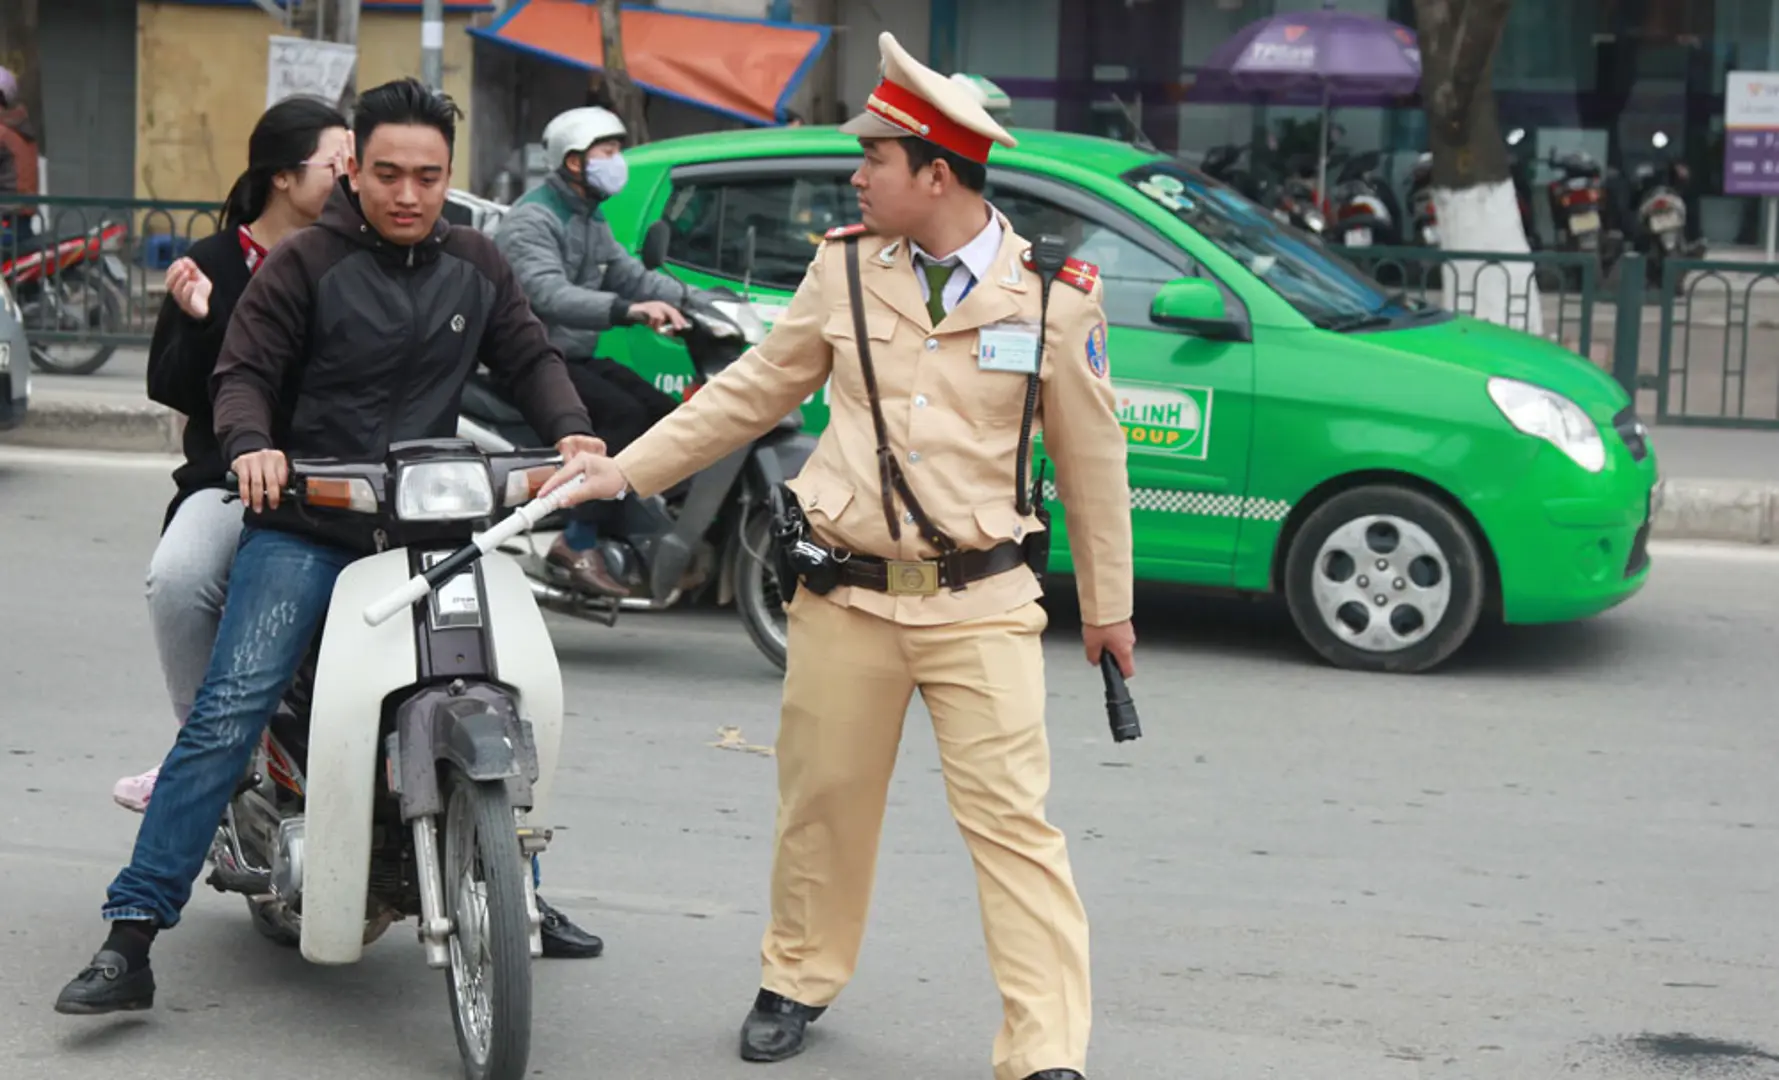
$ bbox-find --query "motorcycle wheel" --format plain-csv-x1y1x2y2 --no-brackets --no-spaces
27,269,126,376
440,768,533,1080
732,505,789,672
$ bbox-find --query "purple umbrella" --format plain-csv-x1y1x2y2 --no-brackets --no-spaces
1192,0,1422,205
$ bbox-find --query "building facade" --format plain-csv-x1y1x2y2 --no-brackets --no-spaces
937,0,1777,245
17,0,1778,245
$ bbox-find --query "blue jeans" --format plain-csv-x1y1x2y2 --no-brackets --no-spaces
104,526,356,928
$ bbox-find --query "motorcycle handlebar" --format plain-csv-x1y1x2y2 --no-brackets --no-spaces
220,470,297,503
362,473,586,627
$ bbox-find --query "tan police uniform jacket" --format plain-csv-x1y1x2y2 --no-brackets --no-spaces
613,208,1134,629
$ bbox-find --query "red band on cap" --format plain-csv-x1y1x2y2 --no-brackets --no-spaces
865,79,994,165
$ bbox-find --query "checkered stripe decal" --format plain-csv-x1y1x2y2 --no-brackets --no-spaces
1042,481,1292,522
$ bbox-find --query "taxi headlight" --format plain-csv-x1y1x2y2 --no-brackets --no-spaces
395,460,495,521
1487,377,1606,473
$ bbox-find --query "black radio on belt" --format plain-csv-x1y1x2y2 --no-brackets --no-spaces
768,484,839,601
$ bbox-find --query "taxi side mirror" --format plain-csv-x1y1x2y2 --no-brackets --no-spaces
1150,277,1249,342
641,219,671,271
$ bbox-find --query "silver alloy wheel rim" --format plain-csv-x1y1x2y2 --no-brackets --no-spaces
1310,513,1451,653
445,797,494,1066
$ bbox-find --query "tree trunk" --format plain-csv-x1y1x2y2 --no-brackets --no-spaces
598,0,648,144
1412,0,1541,334
0,0,44,155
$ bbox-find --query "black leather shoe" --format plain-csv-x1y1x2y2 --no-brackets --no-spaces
537,897,603,959
1024,1072,1085,1080
53,950,155,1015
739,988,826,1062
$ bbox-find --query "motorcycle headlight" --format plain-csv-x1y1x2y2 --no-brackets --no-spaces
1487,377,1606,472
1304,210,1326,233
395,460,495,521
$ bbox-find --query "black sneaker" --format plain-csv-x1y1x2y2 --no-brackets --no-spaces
54,949,155,1015
537,897,603,959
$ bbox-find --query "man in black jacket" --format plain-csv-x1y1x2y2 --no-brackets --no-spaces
55,79,604,1015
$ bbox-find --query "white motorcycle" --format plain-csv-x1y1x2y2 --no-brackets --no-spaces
204,438,584,1080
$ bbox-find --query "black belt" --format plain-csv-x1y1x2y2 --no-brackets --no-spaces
829,541,1028,596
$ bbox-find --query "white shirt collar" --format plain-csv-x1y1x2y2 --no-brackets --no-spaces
909,206,1003,285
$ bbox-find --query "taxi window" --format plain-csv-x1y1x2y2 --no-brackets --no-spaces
986,186,1187,329
662,174,860,291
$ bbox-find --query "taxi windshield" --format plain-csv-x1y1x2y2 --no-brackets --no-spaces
1120,163,1430,332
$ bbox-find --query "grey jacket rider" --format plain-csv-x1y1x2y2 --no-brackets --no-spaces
492,172,689,361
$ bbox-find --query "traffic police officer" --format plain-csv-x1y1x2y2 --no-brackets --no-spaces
543,31,1135,1080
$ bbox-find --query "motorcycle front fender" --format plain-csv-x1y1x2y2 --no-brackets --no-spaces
299,549,563,967
301,549,419,966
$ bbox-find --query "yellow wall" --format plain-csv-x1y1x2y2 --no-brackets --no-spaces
355,12,478,168
135,3,479,206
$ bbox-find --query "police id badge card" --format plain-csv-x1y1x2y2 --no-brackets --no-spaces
977,319,1043,375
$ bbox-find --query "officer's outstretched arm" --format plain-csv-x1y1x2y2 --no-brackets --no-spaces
1039,278,1135,628
614,252,834,498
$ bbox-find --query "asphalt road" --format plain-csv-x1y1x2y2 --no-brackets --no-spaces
2,447,1777,1080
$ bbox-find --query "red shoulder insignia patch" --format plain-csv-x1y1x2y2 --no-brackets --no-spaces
1057,257,1100,294
824,222,872,241
1021,248,1036,270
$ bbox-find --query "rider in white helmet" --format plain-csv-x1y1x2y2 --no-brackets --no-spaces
492,105,692,601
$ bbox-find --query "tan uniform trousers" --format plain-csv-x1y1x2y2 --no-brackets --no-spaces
760,588,1091,1080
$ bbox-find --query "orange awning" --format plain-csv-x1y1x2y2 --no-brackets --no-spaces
469,0,831,126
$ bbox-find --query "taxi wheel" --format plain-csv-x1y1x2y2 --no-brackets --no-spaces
1283,485,1485,674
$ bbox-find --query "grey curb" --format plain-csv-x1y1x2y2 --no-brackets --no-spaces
3,398,182,454
5,399,1776,546
1650,477,1778,546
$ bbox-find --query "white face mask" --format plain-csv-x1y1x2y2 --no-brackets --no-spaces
583,152,629,198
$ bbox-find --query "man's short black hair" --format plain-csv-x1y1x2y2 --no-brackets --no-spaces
353,77,464,160
902,137,987,193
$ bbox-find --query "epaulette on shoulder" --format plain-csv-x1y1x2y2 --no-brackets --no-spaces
1020,250,1101,294
1056,257,1100,294
824,222,872,241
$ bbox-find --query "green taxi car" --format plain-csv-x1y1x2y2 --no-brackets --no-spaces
588,126,1657,673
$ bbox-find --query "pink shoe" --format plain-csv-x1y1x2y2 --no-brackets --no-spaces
113,767,160,813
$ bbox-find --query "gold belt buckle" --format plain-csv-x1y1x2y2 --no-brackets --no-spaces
885,559,940,596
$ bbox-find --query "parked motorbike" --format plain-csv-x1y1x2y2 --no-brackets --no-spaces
457,220,812,671
1541,142,1623,284
1269,157,1327,238
0,218,130,375
1413,131,1542,251
1200,143,1269,203
1504,128,1542,250
205,439,579,1080
1326,148,1401,249
1406,151,1438,246
1628,130,1705,293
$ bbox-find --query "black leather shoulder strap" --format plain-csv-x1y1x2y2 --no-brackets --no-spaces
843,237,956,553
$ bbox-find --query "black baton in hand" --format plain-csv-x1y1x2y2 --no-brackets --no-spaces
1101,653,1141,743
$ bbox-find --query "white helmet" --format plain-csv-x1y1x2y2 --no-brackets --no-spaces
543,106,627,166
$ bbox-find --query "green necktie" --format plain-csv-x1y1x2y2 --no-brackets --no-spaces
922,259,955,326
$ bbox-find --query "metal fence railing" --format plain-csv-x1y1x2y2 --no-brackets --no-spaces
1344,244,1779,430
2,195,224,374
1341,244,1609,367
1656,258,1779,430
